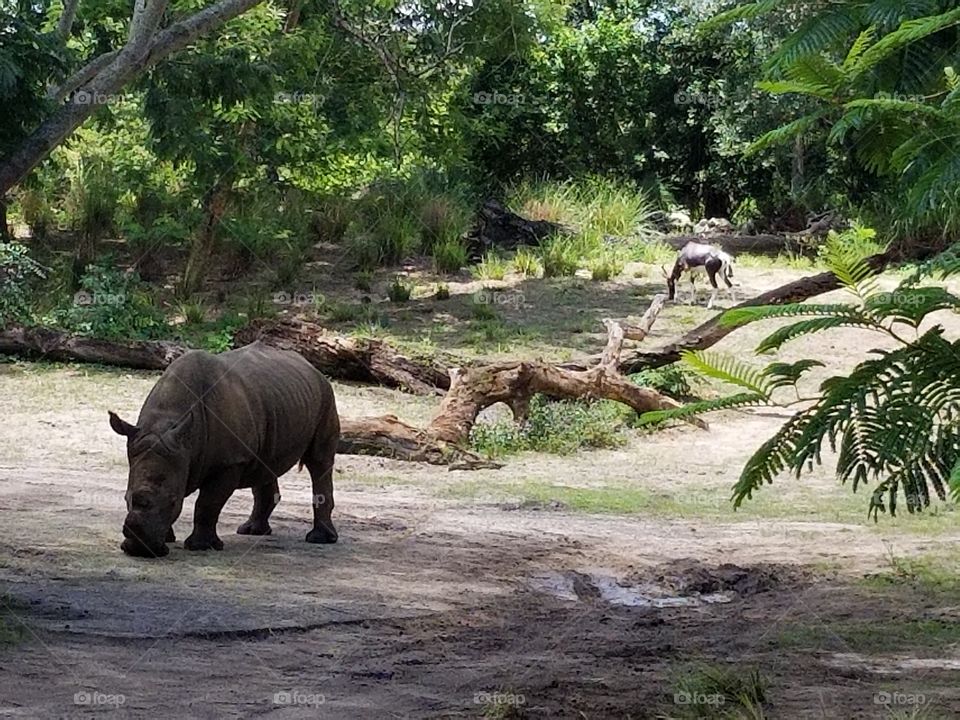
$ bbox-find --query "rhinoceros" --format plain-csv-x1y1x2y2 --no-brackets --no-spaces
109,341,340,558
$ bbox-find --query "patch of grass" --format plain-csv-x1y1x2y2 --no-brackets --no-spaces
447,480,656,513
777,619,960,654
472,252,509,281
665,664,767,719
419,196,471,254
737,252,818,270
512,247,541,277
387,275,413,303
631,364,695,400
435,282,451,300
587,250,626,281
539,236,581,278
0,595,27,647
353,270,373,292
508,176,656,238
325,300,381,325
470,395,631,458
862,551,960,596
433,237,469,274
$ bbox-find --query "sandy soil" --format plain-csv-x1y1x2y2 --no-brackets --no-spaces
2,266,960,719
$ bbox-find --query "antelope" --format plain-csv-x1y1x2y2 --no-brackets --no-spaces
663,242,736,309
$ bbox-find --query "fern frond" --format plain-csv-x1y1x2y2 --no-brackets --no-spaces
745,110,830,156
680,350,774,398
849,7,960,78
636,392,766,426
699,0,797,32
756,80,835,99
842,26,877,73
763,359,826,390
864,286,960,327
756,315,881,353
720,303,867,328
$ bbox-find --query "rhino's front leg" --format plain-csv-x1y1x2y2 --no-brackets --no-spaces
184,475,237,551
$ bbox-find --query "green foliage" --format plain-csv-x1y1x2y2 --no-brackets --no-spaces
587,248,626,281
668,664,767,719
51,264,166,340
0,242,47,325
435,282,451,300
470,395,631,458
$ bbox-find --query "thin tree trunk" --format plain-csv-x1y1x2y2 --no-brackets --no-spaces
181,182,230,296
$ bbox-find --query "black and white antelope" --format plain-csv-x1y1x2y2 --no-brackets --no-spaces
663,242,736,309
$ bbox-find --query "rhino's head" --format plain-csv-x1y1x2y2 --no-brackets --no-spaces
109,411,191,558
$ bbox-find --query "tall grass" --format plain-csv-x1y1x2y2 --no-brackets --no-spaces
507,176,657,239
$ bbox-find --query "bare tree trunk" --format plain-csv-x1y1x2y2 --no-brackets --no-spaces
0,197,9,241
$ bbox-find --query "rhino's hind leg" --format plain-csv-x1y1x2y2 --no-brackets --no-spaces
184,474,236,551
237,479,279,536
304,432,338,545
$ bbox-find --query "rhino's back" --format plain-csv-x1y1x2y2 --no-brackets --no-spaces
188,343,335,469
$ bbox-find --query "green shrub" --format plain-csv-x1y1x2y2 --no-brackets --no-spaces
0,242,47,324
435,282,451,300
52,264,166,339
540,236,581,277
816,221,884,264
387,275,413,302
513,247,541,277
470,395,630,458
471,252,508,281
433,237,469,274
630,239,676,264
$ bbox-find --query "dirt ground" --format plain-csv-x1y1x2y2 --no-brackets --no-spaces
2,264,960,719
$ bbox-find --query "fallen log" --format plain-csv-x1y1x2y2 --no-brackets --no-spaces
659,233,794,255
234,318,451,395
336,294,703,468
0,323,186,369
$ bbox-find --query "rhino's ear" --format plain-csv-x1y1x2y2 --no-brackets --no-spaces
109,411,139,438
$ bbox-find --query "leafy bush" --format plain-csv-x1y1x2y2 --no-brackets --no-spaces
0,242,46,324
310,195,351,244
65,158,119,243
435,282,451,300
470,395,630,458
17,188,55,241
432,237,469,274
52,264,166,339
